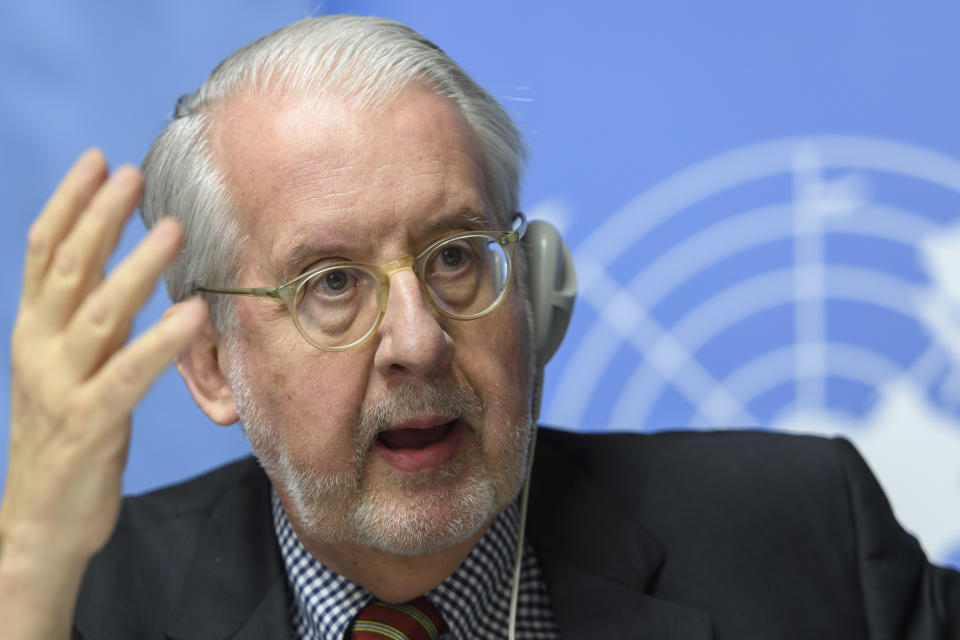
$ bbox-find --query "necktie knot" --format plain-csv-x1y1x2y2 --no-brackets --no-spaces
348,595,447,640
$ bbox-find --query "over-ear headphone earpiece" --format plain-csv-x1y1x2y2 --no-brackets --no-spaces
520,219,577,366
508,218,576,640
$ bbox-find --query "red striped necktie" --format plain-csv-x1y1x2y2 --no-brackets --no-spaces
348,596,448,640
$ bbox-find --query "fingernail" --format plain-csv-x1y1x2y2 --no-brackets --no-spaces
112,166,140,191
76,148,102,175
154,217,182,236
163,303,185,321
151,218,182,248
165,298,205,322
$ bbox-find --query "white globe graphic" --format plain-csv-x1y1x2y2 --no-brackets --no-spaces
539,136,960,566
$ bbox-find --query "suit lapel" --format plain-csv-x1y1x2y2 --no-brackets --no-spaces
163,431,716,638
529,431,714,640
165,463,292,640
534,559,713,640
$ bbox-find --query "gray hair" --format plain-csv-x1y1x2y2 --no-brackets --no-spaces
140,15,525,332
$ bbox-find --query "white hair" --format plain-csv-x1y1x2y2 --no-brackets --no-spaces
140,15,525,332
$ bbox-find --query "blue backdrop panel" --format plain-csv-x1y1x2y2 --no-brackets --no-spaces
3,1,960,568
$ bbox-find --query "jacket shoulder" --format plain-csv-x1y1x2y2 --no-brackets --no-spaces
534,427,885,547
533,427,960,639
75,456,272,638
113,455,263,529
535,426,845,483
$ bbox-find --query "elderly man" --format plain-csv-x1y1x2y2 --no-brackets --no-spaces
1,15,958,640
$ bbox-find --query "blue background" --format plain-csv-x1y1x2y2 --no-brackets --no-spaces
4,1,960,567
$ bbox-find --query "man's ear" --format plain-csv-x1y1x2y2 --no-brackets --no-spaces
175,314,239,426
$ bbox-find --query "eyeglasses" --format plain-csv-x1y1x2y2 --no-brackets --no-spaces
194,229,521,351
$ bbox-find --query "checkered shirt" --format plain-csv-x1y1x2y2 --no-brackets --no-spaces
271,490,560,639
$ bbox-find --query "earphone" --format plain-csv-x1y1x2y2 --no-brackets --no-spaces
521,219,578,366
509,219,577,639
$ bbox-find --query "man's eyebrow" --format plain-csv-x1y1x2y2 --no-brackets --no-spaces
278,210,490,280
424,210,490,232
280,238,352,281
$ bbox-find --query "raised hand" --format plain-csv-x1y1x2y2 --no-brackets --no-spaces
0,149,208,638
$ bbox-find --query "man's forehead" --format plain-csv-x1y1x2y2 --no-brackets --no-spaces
209,87,494,272
210,92,362,200
214,88,486,197
212,85,477,160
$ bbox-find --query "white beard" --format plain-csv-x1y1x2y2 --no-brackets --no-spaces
227,349,530,557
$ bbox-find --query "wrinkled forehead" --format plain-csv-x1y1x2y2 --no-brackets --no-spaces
206,86,496,270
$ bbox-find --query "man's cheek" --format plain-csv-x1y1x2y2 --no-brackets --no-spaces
270,369,366,460
488,307,532,389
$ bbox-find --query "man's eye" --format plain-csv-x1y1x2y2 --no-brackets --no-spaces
310,269,357,297
439,246,466,269
325,271,348,290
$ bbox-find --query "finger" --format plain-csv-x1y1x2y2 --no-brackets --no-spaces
64,218,185,378
22,149,108,302
81,297,209,432
37,165,143,329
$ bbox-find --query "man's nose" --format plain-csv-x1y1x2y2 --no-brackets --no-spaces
373,269,453,377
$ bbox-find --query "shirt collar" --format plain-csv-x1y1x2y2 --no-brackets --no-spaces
272,490,523,639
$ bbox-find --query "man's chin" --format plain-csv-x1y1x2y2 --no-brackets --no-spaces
350,471,498,557
265,444,502,557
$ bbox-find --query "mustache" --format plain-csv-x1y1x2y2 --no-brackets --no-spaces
353,379,486,443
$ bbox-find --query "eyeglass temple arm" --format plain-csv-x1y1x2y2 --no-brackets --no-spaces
512,212,527,236
192,222,523,299
192,285,282,298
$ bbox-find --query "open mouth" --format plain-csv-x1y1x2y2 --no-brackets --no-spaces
374,419,464,472
376,421,456,450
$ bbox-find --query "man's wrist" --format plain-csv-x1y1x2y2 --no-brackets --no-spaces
0,529,89,640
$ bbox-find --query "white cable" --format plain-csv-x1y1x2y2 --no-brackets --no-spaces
508,368,543,640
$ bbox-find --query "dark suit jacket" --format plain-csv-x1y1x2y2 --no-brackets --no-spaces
74,428,960,639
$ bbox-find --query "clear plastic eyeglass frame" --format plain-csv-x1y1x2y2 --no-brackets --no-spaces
193,228,522,351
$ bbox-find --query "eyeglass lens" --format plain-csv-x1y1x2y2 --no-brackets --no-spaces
294,234,509,348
